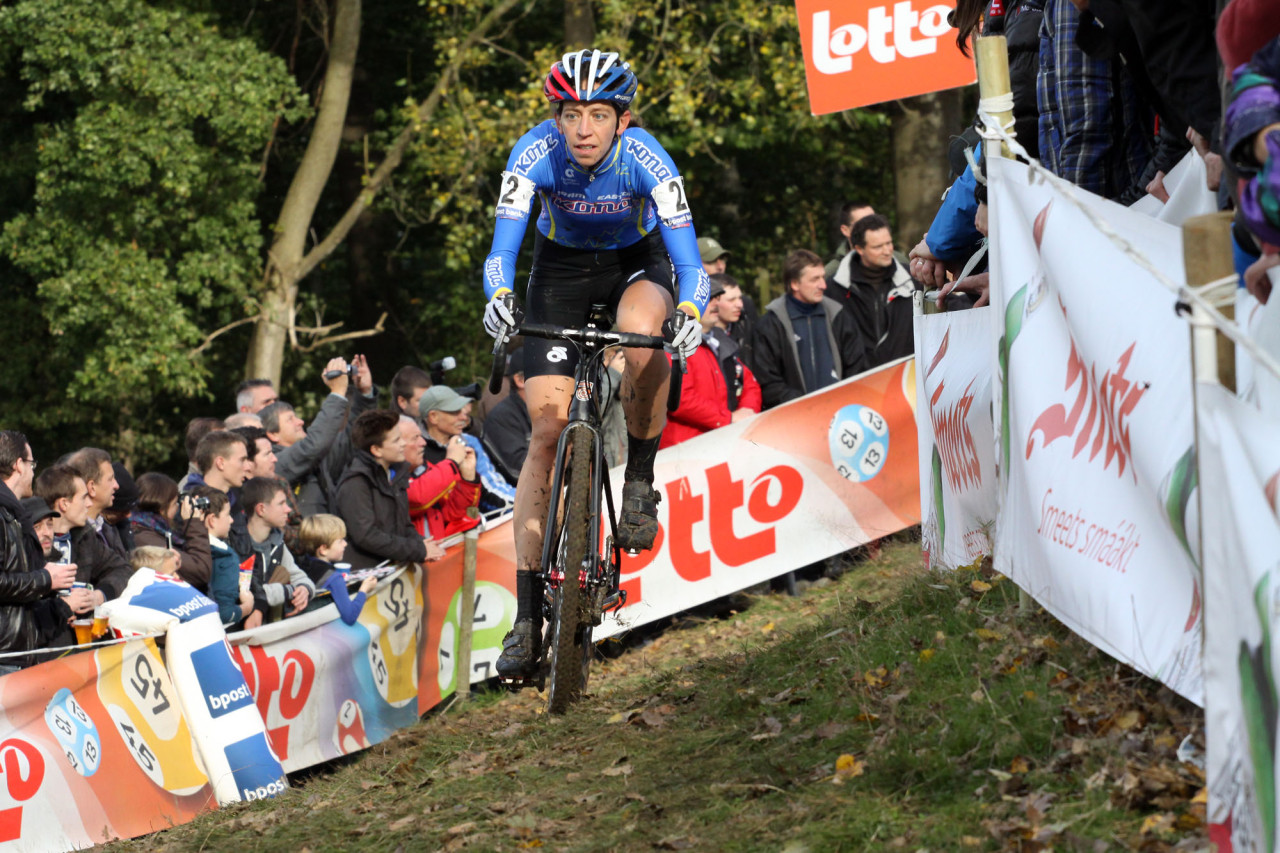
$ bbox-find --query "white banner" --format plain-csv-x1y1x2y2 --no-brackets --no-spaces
1201,381,1280,852
988,157,1202,703
914,306,998,570
600,359,921,637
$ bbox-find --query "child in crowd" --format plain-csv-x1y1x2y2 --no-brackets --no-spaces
128,545,180,577
296,514,376,626
199,488,254,628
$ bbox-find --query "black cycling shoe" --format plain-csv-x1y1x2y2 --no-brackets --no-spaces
614,481,662,552
496,619,542,680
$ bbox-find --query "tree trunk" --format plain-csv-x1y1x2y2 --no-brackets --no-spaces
890,89,966,250
564,0,595,50
247,0,362,385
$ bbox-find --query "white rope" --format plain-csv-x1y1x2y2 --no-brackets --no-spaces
0,628,169,661
977,93,1015,116
977,109,1280,385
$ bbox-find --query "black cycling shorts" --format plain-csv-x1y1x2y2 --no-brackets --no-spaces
522,231,675,379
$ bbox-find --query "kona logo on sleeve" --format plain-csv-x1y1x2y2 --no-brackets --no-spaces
796,0,974,114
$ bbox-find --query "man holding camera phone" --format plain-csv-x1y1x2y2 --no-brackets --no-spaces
260,355,378,517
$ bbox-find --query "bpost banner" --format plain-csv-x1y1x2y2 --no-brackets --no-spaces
794,0,975,114
914,307,998,570
1199,383,1280,852
229,567,424,773
988,156,1202,703
0,639,214,851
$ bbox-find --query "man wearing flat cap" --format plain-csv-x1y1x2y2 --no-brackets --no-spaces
419,386,515,512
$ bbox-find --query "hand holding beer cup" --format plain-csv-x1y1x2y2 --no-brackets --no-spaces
45,561,76,591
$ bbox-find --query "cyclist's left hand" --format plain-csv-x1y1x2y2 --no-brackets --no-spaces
667,310,700,360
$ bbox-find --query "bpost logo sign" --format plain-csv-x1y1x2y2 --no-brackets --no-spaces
795,0,975,114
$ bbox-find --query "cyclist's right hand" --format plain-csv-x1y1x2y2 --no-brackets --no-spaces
483,292,519,340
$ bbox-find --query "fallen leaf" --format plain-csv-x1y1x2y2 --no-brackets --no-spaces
833,753,865,782
602,764,634,777
751,716,783,741
1114,709,1143,730
761,622,775,634
971,580,992,593
389,816,415,831
918,648,936,663
608,709,641,725
447,821,476,835
633,708,668,729
974,628,1002,641
961,837,984,847
1010,756,1030,774
654,836,694,850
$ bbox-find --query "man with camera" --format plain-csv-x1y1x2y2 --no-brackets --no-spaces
260,355,377,517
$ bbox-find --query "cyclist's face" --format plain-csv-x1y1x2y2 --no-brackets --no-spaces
558,102,631,168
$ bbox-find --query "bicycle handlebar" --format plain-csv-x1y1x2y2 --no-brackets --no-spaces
487,321,686,411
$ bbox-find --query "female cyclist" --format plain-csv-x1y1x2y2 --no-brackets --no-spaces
481,49,708,680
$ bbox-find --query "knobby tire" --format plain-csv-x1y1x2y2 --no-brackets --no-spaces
546,424,595,714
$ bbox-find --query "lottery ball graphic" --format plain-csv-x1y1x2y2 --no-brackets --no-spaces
45,688,101,777
334,699,370,753
828,404,890,483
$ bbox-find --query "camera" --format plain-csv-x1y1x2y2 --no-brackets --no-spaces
179,492,210,512
429,356,457,386
323,360,359,381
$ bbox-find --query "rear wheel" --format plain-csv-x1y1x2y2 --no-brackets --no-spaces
546,424,596,714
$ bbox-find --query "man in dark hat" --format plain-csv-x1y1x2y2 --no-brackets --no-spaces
19,496,59,560
101,462,138,553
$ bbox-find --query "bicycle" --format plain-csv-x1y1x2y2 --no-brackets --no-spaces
487,299,685,714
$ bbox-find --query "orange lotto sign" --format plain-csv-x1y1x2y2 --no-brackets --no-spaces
795,0,976,114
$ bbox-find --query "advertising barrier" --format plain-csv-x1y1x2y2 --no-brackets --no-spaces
794,0,974,114
1199,383,1280,852
988,156,1202,703
0,360,924,850
913,306,998,570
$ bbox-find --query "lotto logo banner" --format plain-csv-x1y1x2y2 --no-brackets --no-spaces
914,307,998,570
1197,384,1280,852
0,639,214,851
988,157,1202,703
604,358,920,636
795,0,975,114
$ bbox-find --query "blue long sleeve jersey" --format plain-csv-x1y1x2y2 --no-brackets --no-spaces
483,120,711,319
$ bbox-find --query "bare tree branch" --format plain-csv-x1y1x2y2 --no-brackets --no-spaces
295,312,388,352
190,315,260,356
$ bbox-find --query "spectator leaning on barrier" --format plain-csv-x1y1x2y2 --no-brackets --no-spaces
752,249,869,409
20,497,57,561
661,279,761,448
296,514,377,627
235,378,278,415
400,415,480,541
130,472,212,592
419,386,516,512
336,410,446,570
829,214,920,369
1226,35,1280,304
482,348,532,483
229,477,314,626
34,465,129,614
0,433,75,670
261,355,376,517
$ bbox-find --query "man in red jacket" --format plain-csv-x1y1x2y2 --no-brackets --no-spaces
398,415,481,541
660,281,762,449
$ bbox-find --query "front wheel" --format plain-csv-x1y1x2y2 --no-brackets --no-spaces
545,424,596,714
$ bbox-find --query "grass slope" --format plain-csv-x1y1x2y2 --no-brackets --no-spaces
107,539,1207,852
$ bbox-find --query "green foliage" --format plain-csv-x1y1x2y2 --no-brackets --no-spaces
0,0,305,464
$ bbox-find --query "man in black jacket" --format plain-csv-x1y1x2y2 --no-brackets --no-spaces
335,410,446,569
482,348,531,483
828,214,919,369
751,250,869,409
0,432,76,670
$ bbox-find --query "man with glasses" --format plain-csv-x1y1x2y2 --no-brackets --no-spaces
0,431,76,670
